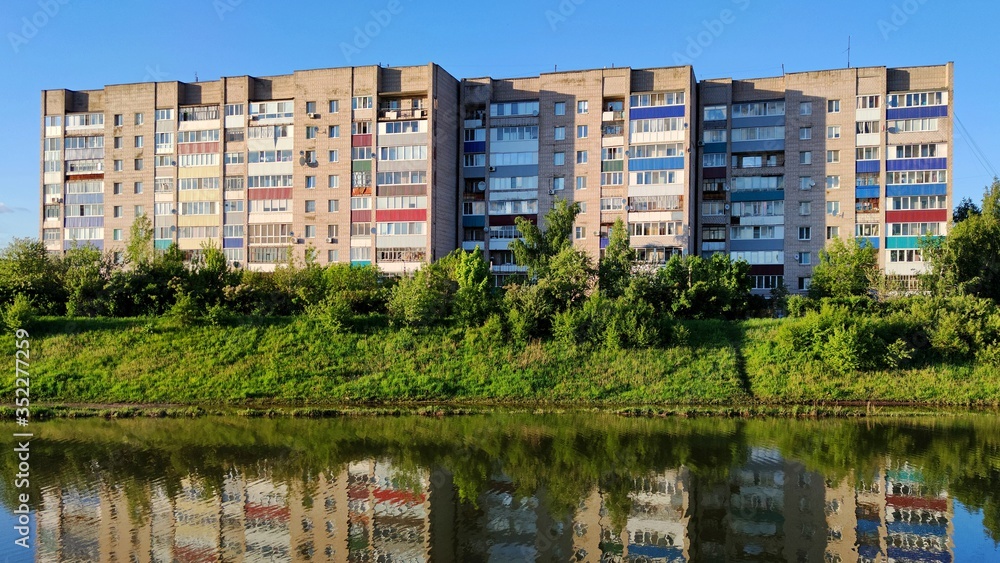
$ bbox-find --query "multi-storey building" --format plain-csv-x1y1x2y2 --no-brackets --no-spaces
40,62,951,291
40,63,459,272
696,63,953,293
459,66,698,284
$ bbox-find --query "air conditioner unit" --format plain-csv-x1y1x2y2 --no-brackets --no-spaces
385,111,398,119
326,237,337,243
548,189,555,196
414,109,424,118
307,112,318,119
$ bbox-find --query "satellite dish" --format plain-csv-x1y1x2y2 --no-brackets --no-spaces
298,156,306,166
477,181,486,191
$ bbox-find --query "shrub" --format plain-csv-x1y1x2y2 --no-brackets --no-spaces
1,294,36,331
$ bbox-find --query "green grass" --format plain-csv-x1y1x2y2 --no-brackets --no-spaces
4,315,997,407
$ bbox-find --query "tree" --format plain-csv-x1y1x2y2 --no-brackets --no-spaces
924,178,1000,301
954,196,981,224
807,238,879,299
387,261,456,327
509,199,579,277
62,244,112,317
598,218,634,298
0,238,65,314
125,214,154,266
653,253,752,319
453,246,494,327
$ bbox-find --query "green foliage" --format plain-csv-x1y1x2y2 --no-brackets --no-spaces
504,283,554,342
509,199,579,277
165,290,200,328
322,264,390,315
0,294,36,331
62,244,112,317
306,294,353,333
808,237,878,299
954,196,981,224
0,238,64,314
652,253,752,319
924,178,1000,301
598,218,634,298
453,246,495,327
388,261,456,328
125,214,154,266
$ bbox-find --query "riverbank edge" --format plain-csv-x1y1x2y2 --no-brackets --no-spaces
3,401,997,421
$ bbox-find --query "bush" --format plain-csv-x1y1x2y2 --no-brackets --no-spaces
1,294,36,332
307,294,353,333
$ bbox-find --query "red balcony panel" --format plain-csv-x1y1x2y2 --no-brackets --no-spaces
72,173,104,181
352,210,371,223
703,167,727,180
248,187,292,200
885,495,948,512
489,214,537,227
885,209,948,223
177,141,220,155
352,134,373,147
375,208,426,222
750,265,784,276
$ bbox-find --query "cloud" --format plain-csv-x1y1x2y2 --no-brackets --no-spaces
0,202,30,213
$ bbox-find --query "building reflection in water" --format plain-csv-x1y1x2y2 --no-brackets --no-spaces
32,455,954,562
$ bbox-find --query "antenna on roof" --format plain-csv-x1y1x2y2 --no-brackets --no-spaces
845,36,851,68
781,64,785,76
194,72,199,82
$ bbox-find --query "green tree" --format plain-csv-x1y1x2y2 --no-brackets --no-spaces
453,246,494,327
954,196,981,224
509,199,579,277
62,244,112,317
186,241,234,310
652,253,752,319
387,261,456,327
807,238,878,299
924,178,1000,301
0,238,65,314
598,218,634,298
125,214,154,266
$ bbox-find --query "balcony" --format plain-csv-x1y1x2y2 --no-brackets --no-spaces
179,106,220,122
66,160,104,174
603,110,626,121
378,108,427,120
601,160,624,172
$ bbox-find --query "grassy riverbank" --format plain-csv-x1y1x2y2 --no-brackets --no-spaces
3,313,998,408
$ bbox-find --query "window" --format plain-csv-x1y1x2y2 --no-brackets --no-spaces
225,104,243,116
134,205,144,217
134,181,143,194
554,126,565,140
577,100,588,114
329,150,339,163
827,226,839,239
114,114,124,126
554,102,566,116
113,182,123,195
799,127,811,140
577,125,588,138
799,202,811,215
114,160,123,171
305,101,316,114
703,153,726,167
134,159,144,170
328,175,339,188
799,102,812,115
576,176,587,190
305,200,316,213
133,135,143,148
826,175,841,189
352,96,373,110
306,126,317,139
800,152,812,165
305,176,316,189
799,177,813,190
224,152,243,164
857,147,880,160
798,226,811,240
799,251,812,265
135,113,144,125
704,105,727,121
328,200,339,212
731,101,785,117
576,150,588,164
827,126,841,139
826,150,840,163
554,152,565,166
328,125,340,138
826,201,840,215
574,226,585,239
827,100,840,113
305,225,316,238
328,249,339,262
304,150,316,164
113,206,123,218
114,136,123,149
798,277,812,291
327,225,339,238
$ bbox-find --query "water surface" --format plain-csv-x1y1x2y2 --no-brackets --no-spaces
1,413,999,562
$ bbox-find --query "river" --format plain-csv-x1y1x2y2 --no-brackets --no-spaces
1,413,998,561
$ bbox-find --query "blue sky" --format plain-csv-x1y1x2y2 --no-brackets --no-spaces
1,0,998,245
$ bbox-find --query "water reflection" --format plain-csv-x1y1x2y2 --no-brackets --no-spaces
3,414,998,562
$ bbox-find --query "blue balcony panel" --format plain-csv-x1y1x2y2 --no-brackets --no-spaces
703,142,727,153
861,236,880,249
886,158,947,171
64,216,103,228
223,237,243,249
730,239,784,252
629,106,684,120
886,183,947,197
855,186,880,199
64,239,103,251
628,156,684,171
731,189,784,202
887,105,948,120
463,141,486,153
731,139,784,153
856,160,880,173
65,193,104,205
490,164,538,178
463,215,486,228
731,115,785,128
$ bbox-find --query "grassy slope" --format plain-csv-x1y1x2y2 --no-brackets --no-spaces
4,317,747,405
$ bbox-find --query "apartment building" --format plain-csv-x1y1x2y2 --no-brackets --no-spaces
40,62,951,290
459,66,698,283
40,63,459,272
696,63,953,293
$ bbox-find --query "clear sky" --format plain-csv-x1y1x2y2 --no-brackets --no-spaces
1,0,998,245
